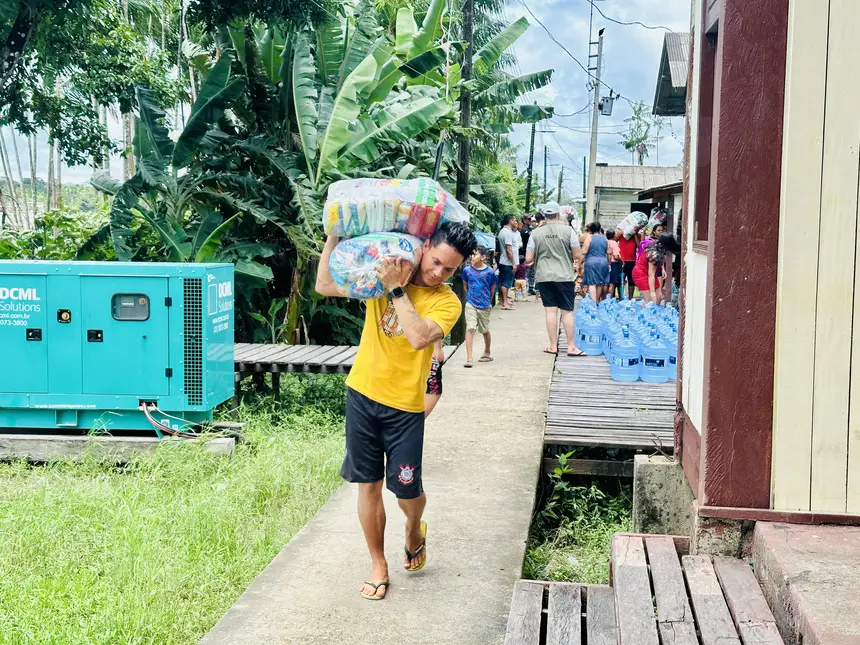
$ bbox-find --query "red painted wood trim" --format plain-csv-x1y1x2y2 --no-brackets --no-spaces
678,409,702,501
699,506,860,526
699,0,788,509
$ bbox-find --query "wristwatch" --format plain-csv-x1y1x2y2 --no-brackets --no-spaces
390,286,406,299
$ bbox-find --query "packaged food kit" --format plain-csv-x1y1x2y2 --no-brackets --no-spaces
474,231,496,252
329,233,423,299
324,178,469,240
617,212,649,239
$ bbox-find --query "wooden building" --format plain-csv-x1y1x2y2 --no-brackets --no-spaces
677,0,860,523
593,164,682,230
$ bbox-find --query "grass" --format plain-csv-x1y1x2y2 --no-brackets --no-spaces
0,374,347,645
523,457,632,585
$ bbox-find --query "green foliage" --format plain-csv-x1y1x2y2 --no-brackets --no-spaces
0,380,345,645
619,101,656,166
524,453,632,584
0,206,113,261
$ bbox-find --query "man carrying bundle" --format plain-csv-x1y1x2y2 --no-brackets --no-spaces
315,221,476,601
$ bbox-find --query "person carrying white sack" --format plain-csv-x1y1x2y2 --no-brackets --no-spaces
315,221,477,601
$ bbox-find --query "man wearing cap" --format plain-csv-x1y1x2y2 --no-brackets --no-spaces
526,202,586,356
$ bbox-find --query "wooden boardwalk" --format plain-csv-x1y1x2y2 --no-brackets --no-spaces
546,339,675,449
505,534,785,645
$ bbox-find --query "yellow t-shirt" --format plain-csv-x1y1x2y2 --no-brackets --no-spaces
346,284,462,413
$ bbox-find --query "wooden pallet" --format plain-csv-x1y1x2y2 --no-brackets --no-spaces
505,535,784,645
504,581,617,645
233,343,459,401
546,344,675,450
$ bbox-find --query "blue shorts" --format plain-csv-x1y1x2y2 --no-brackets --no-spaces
499,264,515,288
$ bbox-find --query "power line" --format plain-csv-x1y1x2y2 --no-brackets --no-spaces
583,0,677,32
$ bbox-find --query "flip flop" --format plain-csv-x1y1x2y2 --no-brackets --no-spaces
464,361,473,368
544,349,558,355
405,521,427,571
479,356,493,362
360,579,390,601
567,349,587,357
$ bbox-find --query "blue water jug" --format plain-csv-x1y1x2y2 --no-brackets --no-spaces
579,315,604,356
610,328,640,382
640,333,670,383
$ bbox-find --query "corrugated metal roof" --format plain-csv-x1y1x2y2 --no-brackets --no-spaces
595,165,683,191
666,33,690,89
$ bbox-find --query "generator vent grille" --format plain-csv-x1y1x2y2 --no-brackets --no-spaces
183,278,203,406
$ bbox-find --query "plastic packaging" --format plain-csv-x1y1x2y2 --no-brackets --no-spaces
329,233,423,299
324,178,470,239
617,212,648,239
474,231,496,252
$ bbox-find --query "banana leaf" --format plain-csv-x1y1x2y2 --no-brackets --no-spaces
411,0,447,56
190,207,223,257
135,87,174,167
133,116,169,188
259,27,286,85
395,7,417,58
292,33,319,179
368,56,404,104
337,0,379,91
343,90,452,164
227,24,247,67
173,57,244,168
234,259,274,286
243,24,276,130
90,170,124,196
473,69,554,108
195,214,240,262
316,18,345,85
472,17,530,75
316,54,378,184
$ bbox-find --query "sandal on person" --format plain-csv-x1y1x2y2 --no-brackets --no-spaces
544,349,558,355
360,579,390,601
479,355,493,362
567,349,587,357
464,360,473,368
405,521,427,571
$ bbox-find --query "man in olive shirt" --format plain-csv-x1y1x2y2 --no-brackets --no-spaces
525,202,586,356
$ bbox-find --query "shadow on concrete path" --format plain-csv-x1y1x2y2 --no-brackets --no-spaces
201,301,554,645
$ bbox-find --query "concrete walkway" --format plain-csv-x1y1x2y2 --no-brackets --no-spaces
201,301,553,645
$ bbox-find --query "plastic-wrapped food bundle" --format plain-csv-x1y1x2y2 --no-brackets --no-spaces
474,231,496,252
643,208,668,236
329,233,423,299
617,212,648,239
324,178,469,240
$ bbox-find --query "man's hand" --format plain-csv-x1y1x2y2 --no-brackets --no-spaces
376,257,415,292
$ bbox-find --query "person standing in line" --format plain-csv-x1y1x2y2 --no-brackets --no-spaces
581,222,610,302
461,246,497,368
497,215,519,310
616,226,639,300
525,202,586,357
606,230,623,299
315,222,477,601
532,213,546,299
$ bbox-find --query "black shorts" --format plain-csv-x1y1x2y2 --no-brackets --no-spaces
425,359,442,396
610,262,623,286
341,388,425,499
536,281,576,311
622,261,636,283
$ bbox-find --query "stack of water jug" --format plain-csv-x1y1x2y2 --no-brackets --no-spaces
574,295,679,383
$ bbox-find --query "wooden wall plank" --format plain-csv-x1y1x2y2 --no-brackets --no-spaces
847,0,860,511
812,0,860,513
503,580,543,645
585,585,617,645
612,535,659,645
547,584,581,645
682,555,740,645
771,0,830,512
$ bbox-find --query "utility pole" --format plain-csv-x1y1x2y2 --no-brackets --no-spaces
585,28,605,223
557,166,564,205
582,155,587,200
453,0,475,345
524,120,536,213
543,145,548,203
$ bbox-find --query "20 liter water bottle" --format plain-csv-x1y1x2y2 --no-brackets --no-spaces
640,332,670,383
610,328,640,382
579,314,604,356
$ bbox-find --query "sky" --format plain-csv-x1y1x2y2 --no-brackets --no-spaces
2,0,692,191
503,0,691,201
